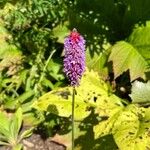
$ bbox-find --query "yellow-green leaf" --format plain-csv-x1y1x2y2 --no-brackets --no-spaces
33,88,91,120
94,94,124,138
33,69,120,120
113,105,150,150
109,41,147,81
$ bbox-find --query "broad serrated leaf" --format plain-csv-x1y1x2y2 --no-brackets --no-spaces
130,81,150,103
94,101,150,150
109,41,147,81
94,94,124,138
33,90,91,120
128,25,150,46
33,69,122,120
113,105,150,150
128,25,150,67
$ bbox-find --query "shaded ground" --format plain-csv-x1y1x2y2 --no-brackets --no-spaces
0,133,66,150
23,133,66,150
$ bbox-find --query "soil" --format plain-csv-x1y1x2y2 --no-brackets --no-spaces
0,133,66,150
23,133,66,150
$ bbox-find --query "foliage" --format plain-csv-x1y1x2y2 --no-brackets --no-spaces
0,108,33,150
109,41,147,81
33,69,116,119
0,0,150,150
34,70,123,149
109,25,150,81
94,103,150,150
68,0,150,54
130,81,150,104
112,105,150,150
0,0,66,113
34,69,150,150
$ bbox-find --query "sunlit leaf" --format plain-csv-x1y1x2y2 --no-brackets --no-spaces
33,69,123,121
12,144,22,150
33,90,91,120
86,49,109,78
53,22,69,43
0,112,10,138
0,23,21,59
15,91,34,103
20,128,33,140
128,25,150,67
9,108,22,142
130,81,150,104
109,41,147,81
113,105,150,150
94,94,124,138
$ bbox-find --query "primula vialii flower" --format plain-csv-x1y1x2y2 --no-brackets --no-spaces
63,29,85,86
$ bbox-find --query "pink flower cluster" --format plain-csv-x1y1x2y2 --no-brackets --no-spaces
63,29,85,86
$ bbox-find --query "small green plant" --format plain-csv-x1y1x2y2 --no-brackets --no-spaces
0,108,33,150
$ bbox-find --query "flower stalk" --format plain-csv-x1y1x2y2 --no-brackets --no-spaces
63,29,85,150
72,87,75,150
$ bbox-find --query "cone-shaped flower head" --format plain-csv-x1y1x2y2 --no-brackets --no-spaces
63,29,85,86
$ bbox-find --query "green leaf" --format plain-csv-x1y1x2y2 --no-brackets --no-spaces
14,108,23,135
0,112,10,138
109,41,147,81
86,49,109,78
0,141,10,146
34,70,108,120
94,94,124,138
128,25,150,67
94,103,150,150
20,128,33,140
4,98,18,110
47,59,64,81
15,90,35,103
0,24,21,59
4,89,34,111
12,144,23,150
42,77,54,89
9,108,22,141
112,105,150,150
23,112,44,126
130,81,150,104
53,22,69,43
33,69,123,121
33,88,92,120
128,25,150,47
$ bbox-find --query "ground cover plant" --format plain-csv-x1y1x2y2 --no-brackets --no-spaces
0,0,150,150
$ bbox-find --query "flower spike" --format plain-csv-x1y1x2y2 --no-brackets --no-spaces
63,29,86,86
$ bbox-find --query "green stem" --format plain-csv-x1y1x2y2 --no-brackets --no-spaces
72,87,75,150
39,49,56,84
34,49,56,96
